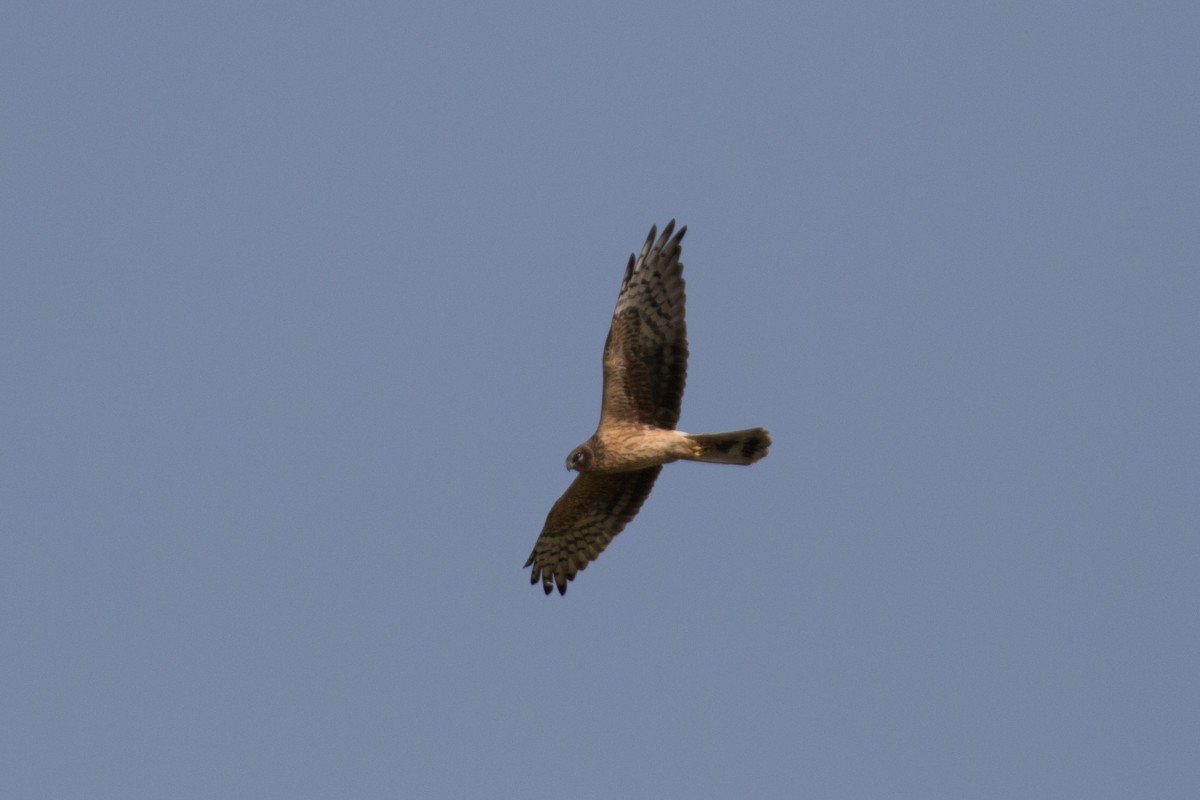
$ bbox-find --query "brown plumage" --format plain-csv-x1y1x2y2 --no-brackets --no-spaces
524,221,771,595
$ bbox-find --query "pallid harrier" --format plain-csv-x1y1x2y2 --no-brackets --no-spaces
524,221,770,594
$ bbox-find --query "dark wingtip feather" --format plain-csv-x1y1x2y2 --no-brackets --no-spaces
655,219,686,259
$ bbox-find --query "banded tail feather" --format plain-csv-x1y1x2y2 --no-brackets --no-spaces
685,428,771,465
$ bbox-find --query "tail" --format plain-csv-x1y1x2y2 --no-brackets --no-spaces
685,428,771,465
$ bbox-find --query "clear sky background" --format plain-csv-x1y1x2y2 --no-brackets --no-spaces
4,2,1198,798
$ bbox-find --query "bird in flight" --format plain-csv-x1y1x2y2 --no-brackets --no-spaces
524,221,771,595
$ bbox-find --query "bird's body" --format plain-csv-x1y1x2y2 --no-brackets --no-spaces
524,221,770,595
572,425,695,472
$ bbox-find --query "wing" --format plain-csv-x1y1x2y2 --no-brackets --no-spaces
524,467,662,595
599,221,688,429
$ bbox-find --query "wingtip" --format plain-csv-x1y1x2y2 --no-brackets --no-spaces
655,219,685,253
526,553,571,596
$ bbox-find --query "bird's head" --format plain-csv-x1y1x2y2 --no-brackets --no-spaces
565,443,594,472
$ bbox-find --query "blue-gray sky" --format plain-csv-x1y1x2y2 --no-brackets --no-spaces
4,2,1198,797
